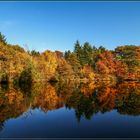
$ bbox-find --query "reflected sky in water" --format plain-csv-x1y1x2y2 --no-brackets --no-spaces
0,81,140,138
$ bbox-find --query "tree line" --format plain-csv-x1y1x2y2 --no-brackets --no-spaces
0,32,140,84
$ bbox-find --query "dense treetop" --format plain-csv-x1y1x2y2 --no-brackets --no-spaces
0,32,140,84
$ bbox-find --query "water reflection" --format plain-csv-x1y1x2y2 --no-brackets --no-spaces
0,81,140,132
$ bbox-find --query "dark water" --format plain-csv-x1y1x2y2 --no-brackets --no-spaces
0,81,140,138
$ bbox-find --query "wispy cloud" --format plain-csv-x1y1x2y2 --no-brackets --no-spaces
0,20,16,30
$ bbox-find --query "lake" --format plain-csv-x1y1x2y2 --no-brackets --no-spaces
0,81,140,138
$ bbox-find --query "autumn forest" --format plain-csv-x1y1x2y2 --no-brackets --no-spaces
0,32,140,86
1,31,140,138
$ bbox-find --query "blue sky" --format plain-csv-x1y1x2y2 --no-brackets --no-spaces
0,2,140,52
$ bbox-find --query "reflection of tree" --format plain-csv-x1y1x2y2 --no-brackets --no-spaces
0,84,9,92
117,93,140,116
80,82,96,97
54,80,81,105
32,83,63,112
1,81,140,125
116,82,140,115
18,83,32,97
0,86,30,124
65,88,99,121
96,86,117,112
69,82,140,120
0,122,4,133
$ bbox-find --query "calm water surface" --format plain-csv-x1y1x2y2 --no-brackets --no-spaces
0,81,140,138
